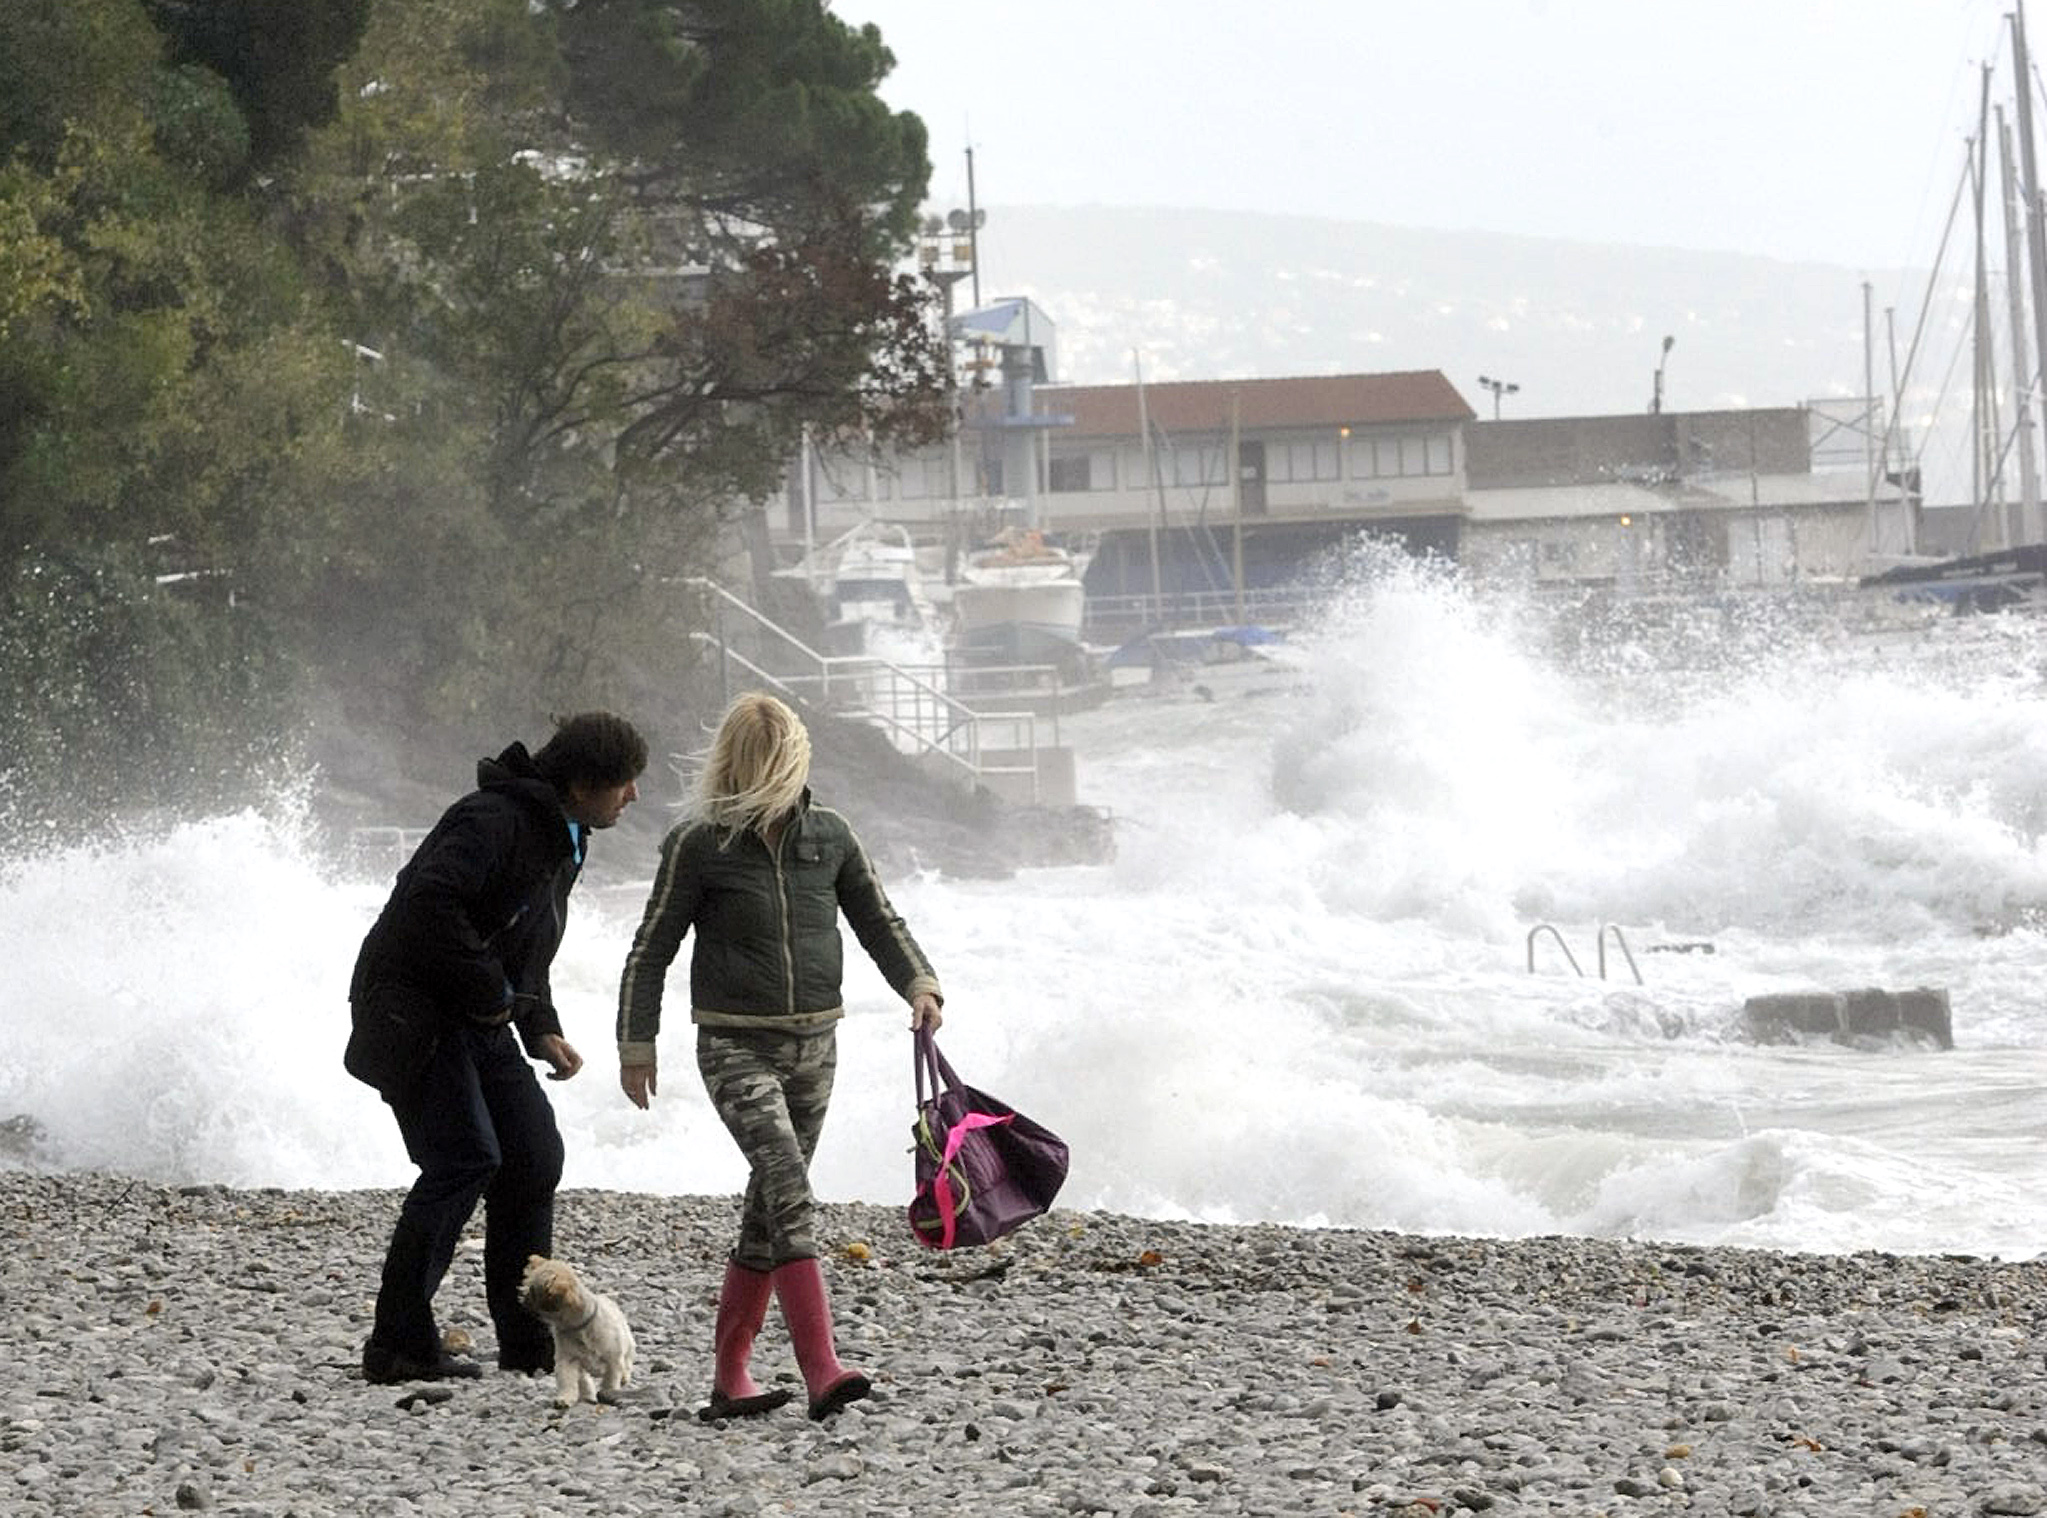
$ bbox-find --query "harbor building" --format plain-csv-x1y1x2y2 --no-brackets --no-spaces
778,294,1888,633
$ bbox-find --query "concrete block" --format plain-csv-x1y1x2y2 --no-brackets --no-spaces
1739,988,1952,1050
1893,987,1954,1048
1741,992,1841,1044
978,744,1076,806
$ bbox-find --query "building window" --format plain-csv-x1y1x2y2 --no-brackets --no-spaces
1047,449,1114,493
1274,437,1339,481
893,455,944,500
1347,432,1453,480
1169,443,1224,487
817,456,880,502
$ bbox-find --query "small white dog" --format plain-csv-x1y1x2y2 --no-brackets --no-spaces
518,1254,635,1407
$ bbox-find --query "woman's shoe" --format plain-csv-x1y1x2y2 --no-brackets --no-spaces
769,1257,871,1420
698,1260,794,1420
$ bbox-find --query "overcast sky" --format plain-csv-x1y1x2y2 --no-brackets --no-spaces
837,0,2022,273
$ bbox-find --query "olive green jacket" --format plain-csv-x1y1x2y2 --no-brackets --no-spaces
616,796,940,1063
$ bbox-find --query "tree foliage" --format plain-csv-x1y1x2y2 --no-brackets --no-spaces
0,0,946,828
140,0,373,170
550,0,929,242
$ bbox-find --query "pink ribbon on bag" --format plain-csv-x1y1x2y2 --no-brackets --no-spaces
926,1109,1013,1249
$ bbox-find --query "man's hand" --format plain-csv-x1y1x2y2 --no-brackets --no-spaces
910,992,943,1032
621,1062,657,1110
537,1034,583,1081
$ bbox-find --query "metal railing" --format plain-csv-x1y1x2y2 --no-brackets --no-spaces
688,577,1045,800
1525,923,1585,977
1526,922,1644,985
899,660,1080,738
1596,923,1643,985
1081,586,1325,642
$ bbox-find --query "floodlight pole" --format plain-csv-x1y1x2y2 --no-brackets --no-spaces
1649,335,1675,414
966,147,982,308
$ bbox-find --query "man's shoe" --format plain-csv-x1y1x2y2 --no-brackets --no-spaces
497,1344,555,1376
362,1341,484,1385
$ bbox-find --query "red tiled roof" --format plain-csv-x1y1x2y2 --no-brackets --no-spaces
1018,370,1475,437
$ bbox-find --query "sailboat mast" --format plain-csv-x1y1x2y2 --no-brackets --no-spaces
1865,280,1879,554
1229,393,1245,625
1972,80,1995,537
1134,352,1163,620
2009,2,2047,543
1999,106,2042,543
965,146,982,310
799,424,815,563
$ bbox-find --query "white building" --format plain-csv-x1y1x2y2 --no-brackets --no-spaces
777,306,1886,628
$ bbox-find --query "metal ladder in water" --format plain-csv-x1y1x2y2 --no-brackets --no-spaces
1526,922,1643,984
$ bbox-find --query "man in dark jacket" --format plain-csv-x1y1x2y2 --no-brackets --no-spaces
348,711,647,1384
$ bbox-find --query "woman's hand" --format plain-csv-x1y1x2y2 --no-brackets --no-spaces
621,1062,657,1109
909,992,943,1032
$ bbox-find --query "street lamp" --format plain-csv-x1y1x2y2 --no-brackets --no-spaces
1649,334,1675,414
1477,374,1519,419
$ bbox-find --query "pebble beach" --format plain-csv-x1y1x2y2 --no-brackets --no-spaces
3,1171,2044,1517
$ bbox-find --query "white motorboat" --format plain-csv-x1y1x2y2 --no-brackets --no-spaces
784,521,940,659
951,529,1086,666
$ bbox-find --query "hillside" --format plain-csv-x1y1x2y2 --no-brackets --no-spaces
976,205,1965,502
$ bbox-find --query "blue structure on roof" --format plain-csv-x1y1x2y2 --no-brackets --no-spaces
947,297,1069,527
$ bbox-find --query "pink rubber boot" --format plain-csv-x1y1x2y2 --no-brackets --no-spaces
770,1257,871,1420
699,1261,794,1421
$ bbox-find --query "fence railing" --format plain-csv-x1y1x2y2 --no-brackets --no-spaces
1081,586,1324,642
688,578,1046,800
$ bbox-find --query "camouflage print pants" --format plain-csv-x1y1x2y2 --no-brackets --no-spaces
696,1026,838,1270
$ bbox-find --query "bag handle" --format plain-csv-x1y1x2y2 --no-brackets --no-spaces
913,1024,963,1105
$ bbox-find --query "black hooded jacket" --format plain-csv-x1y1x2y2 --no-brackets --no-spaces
350,743,584,1054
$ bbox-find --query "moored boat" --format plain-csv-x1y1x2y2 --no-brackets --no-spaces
781,520,940,659
951,528,1087,667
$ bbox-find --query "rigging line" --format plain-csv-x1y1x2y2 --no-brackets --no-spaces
1187,450,1243,594
1914,328,1974,549
1885,141,1977,474
1147,421,1233,594
1925,322,1974,455
1887,12,2012,310
1961,319,2038,539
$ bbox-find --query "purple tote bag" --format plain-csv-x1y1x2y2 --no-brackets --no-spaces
908,1027,1068,1250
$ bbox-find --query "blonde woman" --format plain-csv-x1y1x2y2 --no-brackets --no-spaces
617,692,942,1421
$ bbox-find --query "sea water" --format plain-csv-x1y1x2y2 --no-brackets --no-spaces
4,553,2044,1259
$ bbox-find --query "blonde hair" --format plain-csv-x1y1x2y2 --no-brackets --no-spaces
694,692,812,838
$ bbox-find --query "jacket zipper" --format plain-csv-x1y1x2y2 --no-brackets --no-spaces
769,828,797,1016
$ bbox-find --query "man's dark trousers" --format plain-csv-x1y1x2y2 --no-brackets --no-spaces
369,1022,562,1368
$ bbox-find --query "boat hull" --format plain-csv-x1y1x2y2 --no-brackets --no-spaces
951,576,1086,664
